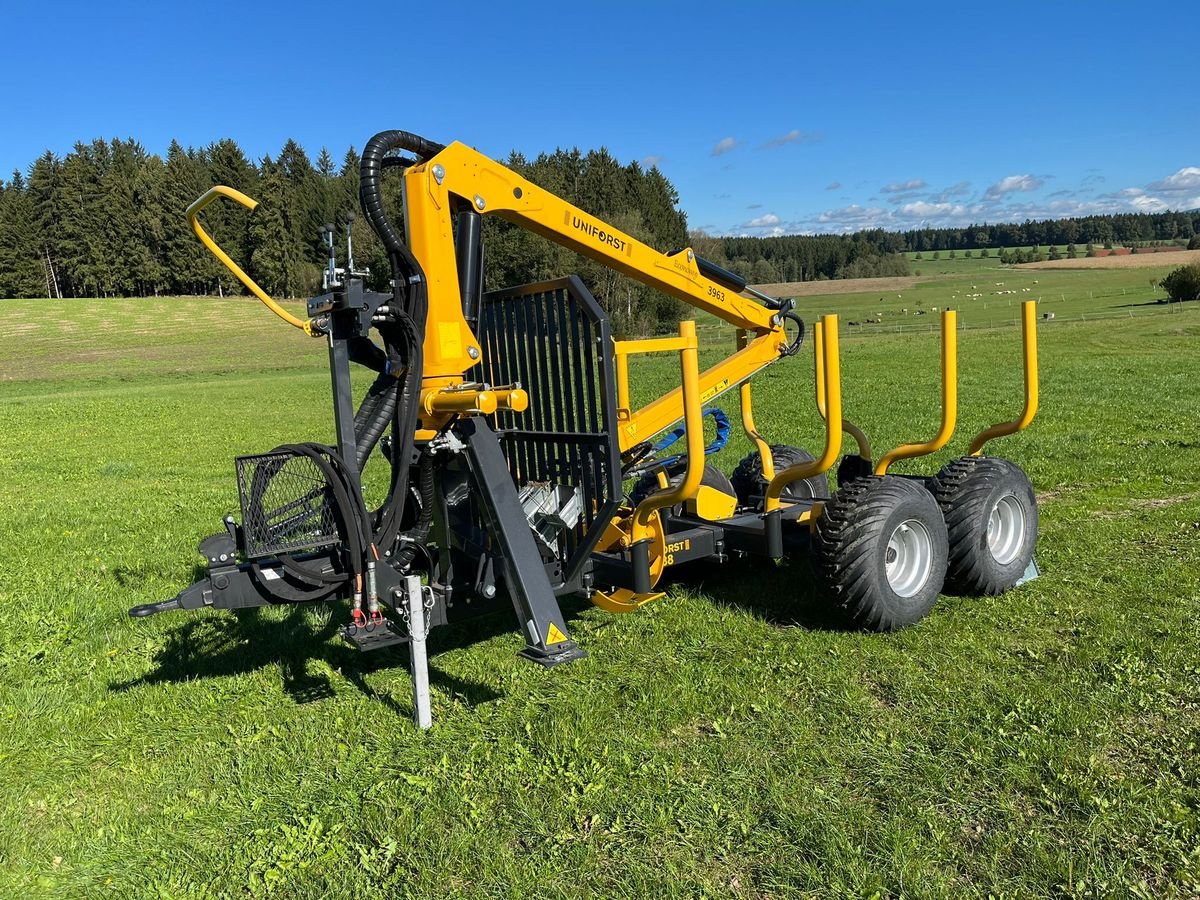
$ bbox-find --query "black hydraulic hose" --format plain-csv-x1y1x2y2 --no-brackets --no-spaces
391,451,435,571
359,130,443,270
358,131,441,566
354,372,400,471
250,561,339,602
371,307,425,552
277,443,370,571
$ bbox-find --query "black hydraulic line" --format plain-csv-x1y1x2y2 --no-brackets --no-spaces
354,371,400,470
391,451,435,571
250,562,339,602
359,130,443,284
359,132,437,563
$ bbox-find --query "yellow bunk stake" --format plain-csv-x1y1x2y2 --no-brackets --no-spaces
738,330,775,485
813,319,872,463
186,186,319,337
589,320,704,610
968,300,1040,455
874,309,958,476
765,313,843,514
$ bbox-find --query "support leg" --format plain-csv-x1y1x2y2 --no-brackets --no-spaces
456,417,585,666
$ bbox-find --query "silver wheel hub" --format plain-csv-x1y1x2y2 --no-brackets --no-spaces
987,494,1025,565
885,518,933,598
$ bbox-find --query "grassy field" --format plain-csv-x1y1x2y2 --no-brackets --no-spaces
2,274,1199,897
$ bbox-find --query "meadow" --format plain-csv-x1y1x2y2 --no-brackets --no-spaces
1,259,1198,897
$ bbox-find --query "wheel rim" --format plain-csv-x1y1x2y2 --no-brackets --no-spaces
885,518,933,598
987,494,1025,565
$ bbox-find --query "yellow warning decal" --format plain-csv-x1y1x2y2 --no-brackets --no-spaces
546,622,568,644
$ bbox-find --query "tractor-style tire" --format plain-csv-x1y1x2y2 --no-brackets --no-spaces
836,453,874,487
630,462,736,510
729,444,829,508
928,456,1037,596
812,476,948,631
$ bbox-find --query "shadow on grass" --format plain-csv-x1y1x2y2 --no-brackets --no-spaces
110,602,505,713
112,555,847,710
662,553,849,631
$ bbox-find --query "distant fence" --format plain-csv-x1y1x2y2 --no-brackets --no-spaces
843,298,1195,336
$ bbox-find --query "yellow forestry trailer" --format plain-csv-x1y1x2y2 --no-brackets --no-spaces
130,130,1040,721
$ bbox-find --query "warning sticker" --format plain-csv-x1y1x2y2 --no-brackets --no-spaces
546,622,568,644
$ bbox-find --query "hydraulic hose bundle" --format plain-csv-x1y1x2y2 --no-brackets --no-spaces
247,131,447,614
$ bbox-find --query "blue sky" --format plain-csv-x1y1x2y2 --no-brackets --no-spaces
3,0,1198,236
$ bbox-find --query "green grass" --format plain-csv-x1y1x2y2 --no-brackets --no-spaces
1,289,1199,898
791,261,1179,334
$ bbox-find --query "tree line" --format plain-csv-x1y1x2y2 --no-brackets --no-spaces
0,138,693,333
3,136,1197,331
898,212,1199,254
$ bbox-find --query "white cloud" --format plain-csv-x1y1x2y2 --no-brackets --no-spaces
899,201,968,218
712,163,1200,236
1147,166,1200,193
760,129,820,149
985,174,1044,199
881,179,927,194
712,137,738,156
744,213,781,227
1129,194,1169,212
929,181,972,203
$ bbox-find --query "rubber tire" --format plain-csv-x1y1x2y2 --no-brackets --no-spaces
928,456,1037,596
812,476,948,631
630,462,737,510
729,444,829,508
836,453,874,487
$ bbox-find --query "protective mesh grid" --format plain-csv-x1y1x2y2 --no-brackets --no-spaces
235,450,340,558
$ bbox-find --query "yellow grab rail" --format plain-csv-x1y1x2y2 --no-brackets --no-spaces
186,185,318,336
874,309,957,475
629,321,704,544
968,300,1039,455
738,331,774,482
814,319,872,461
764,314,842,512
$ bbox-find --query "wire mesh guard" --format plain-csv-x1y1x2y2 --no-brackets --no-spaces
235,450,341,558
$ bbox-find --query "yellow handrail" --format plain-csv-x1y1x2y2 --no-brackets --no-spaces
814,319,872,461
630,321,704,543
764,314,842,512
738,331,774,482
874,309,958,475
968,300,1039,455
186,185,317,336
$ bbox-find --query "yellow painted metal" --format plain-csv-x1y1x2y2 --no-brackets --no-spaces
738,332,774,482
764,314,843,512
615,351,631,419
186,186,318,337
589,510,667,613
687,484,738,520
400,141,788,449
619,331,781,452
874,309,958,475
614,334,693,355
421,387,497,416
968,300,1040,455
630,321,703,544
492,387,530,413
814,320,873,461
